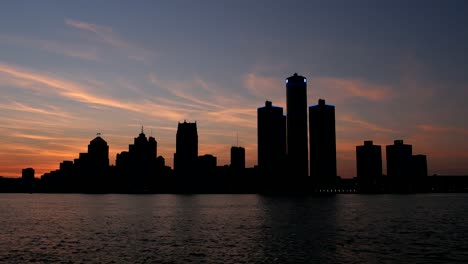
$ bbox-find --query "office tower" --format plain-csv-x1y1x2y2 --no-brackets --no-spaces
412,154,428,177
87,135,110,172
198,154,217,177
22,168,35,181
356,141,382,180
309,99,337,178
174,121,198,175
129,127,157,164
116,127,158,180
286,73,308,177
230,146,245,171
386,140,413,178
257,101,286,177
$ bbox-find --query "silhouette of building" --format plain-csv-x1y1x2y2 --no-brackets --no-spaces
412,154,428,177
59,161,74,179
309,99,337,179
286,73,308,177
198,154,217,177
257,101,286,178
174,121,198,176
87,135,110,173
386,140,412,178
230,146,245,173
356,141,382,192
61,135,110,192
386,140,413,192
22,168,35,181
115,127,160,191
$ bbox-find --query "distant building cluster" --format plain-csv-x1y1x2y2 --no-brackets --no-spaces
4,73,467,194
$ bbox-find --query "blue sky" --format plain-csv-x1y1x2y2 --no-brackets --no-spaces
0,0,467,177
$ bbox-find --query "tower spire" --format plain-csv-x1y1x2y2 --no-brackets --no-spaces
141,125,144,134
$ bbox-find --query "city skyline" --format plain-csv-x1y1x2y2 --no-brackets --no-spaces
1,1,468,177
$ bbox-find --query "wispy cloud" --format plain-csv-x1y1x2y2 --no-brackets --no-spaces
0,63,186,121
0,34,99,61
0,101,74,119
243,73,284,106
417,124,468,135
242,72,393,106
338,114,395,134
65,18,155,63
314,77,393,102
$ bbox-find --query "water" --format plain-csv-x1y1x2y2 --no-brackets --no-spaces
0,194,467,263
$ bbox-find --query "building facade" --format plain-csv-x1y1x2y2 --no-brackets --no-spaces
286,73,309,177
257,101,286,178
309,99,337,179
174,121,198,176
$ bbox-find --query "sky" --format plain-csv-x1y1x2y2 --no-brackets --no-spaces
0,0,467,178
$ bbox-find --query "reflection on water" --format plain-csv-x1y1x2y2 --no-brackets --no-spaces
0,194,467,263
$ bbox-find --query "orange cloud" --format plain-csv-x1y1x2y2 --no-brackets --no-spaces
338,114,395,133
243,73,284,106
314,77,393,102
417,124,468,135
0,63,187,121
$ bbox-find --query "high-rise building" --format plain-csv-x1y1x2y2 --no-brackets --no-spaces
198,154,217,177
230,146,245,171
116,127,158,180
174,121,198,175
356,141,382,180
22,168,35,181
309,99,337,178
257,101,286,178
286,73,308,177
128,127,157,164
386,140,413,178
412,154,428,177
87,135,110,173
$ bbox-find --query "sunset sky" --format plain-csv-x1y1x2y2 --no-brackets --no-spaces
1,1,467,178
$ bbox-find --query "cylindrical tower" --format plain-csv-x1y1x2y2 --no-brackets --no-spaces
286,73,308,177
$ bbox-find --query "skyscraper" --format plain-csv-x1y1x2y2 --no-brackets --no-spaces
116,127,158,180
386,140,414,192
128,127,157,164
356,141,382,180
174,121,198,176
309,99,337,179
230,146,245,171
286,73,308,177
356,141,382,192
22,168,35,181
87,135,110,173
386,140,413,179
412,154,428,177
257,101,286,178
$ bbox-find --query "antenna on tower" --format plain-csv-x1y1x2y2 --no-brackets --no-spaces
236,132,239,147
141,125,144,134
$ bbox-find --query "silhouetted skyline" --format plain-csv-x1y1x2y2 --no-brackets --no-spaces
1,1,468,177
6,72,439,194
